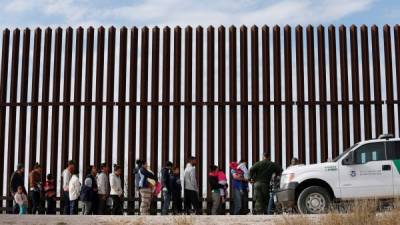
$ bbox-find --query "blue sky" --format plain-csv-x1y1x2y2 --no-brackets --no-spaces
0,0,399,28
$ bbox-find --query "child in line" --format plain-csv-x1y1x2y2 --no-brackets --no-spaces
216,169,228,203
14,186,28,215
170,166,182,214
44,174,56,214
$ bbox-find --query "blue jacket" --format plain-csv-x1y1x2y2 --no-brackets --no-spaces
80,174,97,201
138,167,157,189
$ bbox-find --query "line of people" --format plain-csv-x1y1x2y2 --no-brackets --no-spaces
10,153,283,215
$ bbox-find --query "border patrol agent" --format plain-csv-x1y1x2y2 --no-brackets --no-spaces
249,152,282,214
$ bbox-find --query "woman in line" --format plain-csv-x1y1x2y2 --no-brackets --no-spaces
208,165,224,215
110,164,123,215
137,161,157,215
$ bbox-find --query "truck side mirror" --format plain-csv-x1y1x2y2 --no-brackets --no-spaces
342,153,354,165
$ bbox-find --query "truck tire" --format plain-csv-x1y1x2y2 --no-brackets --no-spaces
297,186,331,214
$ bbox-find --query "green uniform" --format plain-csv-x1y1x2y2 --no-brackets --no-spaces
249,159,282,214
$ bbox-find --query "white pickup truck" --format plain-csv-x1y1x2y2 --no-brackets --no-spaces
276,134,400,214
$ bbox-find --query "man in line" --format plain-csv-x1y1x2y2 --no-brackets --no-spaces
184,156,201,215
97,163,110,215
161,161,173,215
62,160,75,215
249,152,282,215
10,164,25,214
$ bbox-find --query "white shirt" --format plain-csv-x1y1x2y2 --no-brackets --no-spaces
109,173,123,196
62,168,72,192
14,192,28,206
69,174,81,201
184,163,198,192
97,172,109,195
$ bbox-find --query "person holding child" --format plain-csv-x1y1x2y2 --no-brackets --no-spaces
137,161,157,215
10,164,25,214
230,160,249,215
208,165,225,215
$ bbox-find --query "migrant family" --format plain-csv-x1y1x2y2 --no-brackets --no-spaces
9,153,285,215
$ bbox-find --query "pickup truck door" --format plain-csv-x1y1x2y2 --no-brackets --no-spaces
386,141,400,197
339,142,394,199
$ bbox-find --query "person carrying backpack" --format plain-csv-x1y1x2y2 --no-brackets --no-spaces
81,165,98,215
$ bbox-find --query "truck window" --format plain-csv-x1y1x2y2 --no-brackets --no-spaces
354,142,386,164
386,141,400,160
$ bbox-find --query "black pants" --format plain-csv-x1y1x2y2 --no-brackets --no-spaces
98,195,108,215
172,194,183,214
92,195,99,214
46,197,56,214
29,191,41,214
184,189,201,215
63,191,70,215
111,195,123,215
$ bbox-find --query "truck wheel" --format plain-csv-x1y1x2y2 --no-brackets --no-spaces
297,186,331,214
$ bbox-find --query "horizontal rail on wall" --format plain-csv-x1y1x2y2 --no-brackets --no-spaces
0,100,397,107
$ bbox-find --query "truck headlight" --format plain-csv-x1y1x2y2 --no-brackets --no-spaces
280,173,295,188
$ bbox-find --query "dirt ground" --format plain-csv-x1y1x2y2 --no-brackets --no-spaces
0,214,311,225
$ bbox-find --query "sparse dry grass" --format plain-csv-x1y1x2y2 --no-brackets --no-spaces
275,199,400,225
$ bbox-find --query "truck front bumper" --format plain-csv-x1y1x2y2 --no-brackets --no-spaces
275,182,298,208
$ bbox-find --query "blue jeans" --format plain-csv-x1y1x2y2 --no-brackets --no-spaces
232,188,242,215
70,200,78,215
267,192,275,214
161,190,171,215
